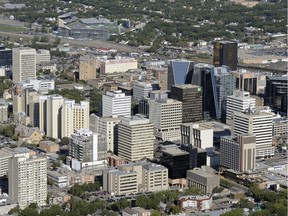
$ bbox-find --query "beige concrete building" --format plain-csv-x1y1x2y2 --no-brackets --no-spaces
100,58,138,74
154,68,168,91
79,56,99,81
0,104,8,123
8,155,47,209
220,134,256,172
96,115,121,153
12,47,36,83
232,107,274,158
36,49,50,64
118,115,154,162
103,162,168,196
39,141,60,153
186,167,220,194
149,98,182,141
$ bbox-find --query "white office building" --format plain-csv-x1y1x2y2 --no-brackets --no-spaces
226,90,256,125
149,98,182,141
36,49,50,64
232,107,274,158
12,47,36,83
102,90,131,117
19,79,55,94
133,82,153,100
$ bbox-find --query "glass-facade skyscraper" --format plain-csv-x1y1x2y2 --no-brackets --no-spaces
0,46,12,69
193,64,235,121
167,60,194,90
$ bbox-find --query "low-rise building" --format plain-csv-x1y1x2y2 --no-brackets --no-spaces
100,58,138,74
178,195,213,211
122,207,151,216
39,141,60,153
107,154,126,167
47,170,68,188
103,162,168,196
14,125,43,145
186,166,220,194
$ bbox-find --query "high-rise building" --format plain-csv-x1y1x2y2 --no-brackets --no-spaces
220,134,256,172
103,162,168,196
133,82,153,100
149,98,182,141
8,155,47,209
155,68,168,90
118,115,154,162
226,90,256,125
180,123,214,151
96,115,121,153
193,64,234,121
213,41,238,70
70,129,106,171
232,107,274,158
0,46,12,69
46,95,64,139
171,84,203,123
265,76,287,114
167,60,194,90
0,104,8,123
12,47,36,83
79,55,98,81
233,69,268,95
102,90,131,117
36,49,50,64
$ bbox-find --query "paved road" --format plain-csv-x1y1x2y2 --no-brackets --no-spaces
0,31,143,52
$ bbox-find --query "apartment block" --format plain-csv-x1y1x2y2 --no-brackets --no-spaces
220,134,256,172
103,162,168,196
8,155,47,209
118,115,154,162
149,98,182,141
12,47,36,83
102,90,131,117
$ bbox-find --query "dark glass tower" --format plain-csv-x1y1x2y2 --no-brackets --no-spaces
167,60,194,90
213,41,238,71
0,46,12,69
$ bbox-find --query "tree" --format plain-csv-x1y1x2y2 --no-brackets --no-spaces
234,199,254,210
220,208,244,216
169,205,181,214
212,186,225,193
151,210,162,216
8,205,20,215
19,207,39,216
184,187,205,195
59,137,70,146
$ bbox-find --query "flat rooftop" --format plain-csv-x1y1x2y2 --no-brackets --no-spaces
161,146,189,156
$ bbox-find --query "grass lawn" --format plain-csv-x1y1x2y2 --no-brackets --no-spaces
0,24,26,32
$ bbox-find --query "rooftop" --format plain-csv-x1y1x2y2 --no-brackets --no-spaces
172,84,200,89
161,146,189,156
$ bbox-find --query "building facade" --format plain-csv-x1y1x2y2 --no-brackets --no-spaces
171,84,203,123
0,46,12,69
102,90,131,117
12,47,36,83
36,49,50,64
149,98,182,141
8,156,47,209
79,55,98,81
213,41,238,71
118,115,154,162
100,58,138,74
133,82,153,100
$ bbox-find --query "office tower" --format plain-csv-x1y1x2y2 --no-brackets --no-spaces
103,162,168,196
193,64,235,121
36,49,50,64
70,129,106,170
0,104,8,123
213,41,238,70
38,95,48,133
118,115,154,162
79,55,98,81
0,46,12,69
28,93,40,127
232,107,274,158
102,90,131,117
181,123,213,151
171,84,203,123
265,76,287,113
133,82,153,100
226,90,256,125
233,69,267,95
220,134,256,172
46,95,64,139
149,98,182,141
8,155,47,209
96,116,121,153
167,60,194,90
180,144,207,169
12,47,36,83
